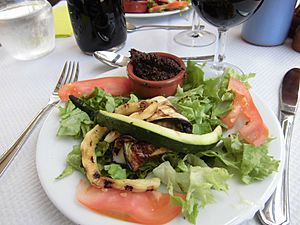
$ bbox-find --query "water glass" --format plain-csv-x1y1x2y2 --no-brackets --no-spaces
0,0,55,60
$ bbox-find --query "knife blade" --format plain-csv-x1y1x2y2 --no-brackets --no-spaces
281,69,300,113
257,68,300,225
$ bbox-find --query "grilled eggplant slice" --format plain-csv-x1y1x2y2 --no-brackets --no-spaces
148,97,192,133
114,135,168,171
112,135,126,164
112,147,126,164
81,125,160,192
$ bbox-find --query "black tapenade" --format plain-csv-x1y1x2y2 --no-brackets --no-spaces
129,49,183,81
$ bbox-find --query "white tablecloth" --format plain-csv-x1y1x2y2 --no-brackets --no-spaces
0,5,300,225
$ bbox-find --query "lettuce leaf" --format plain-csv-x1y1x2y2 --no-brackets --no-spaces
57,101,93,138
197,134,279,184
183,61,204,91
171,64,234,134
57,87,133,139
104,164,127,179
56,144,84,179
153,161,230,224
81,87,128,112
240,140,279,184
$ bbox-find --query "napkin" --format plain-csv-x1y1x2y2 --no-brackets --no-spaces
53,5,74,38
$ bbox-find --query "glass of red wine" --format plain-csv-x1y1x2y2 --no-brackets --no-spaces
191,0,264,74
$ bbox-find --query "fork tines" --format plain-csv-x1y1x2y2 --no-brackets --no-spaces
62,61,79,84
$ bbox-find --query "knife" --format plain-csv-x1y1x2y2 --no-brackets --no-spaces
257,68,300,225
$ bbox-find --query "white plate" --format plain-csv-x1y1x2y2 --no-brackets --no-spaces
125,7,189,18
36,67,285,225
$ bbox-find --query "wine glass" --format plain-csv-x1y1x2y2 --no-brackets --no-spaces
174,9,216,47
191,0,264,75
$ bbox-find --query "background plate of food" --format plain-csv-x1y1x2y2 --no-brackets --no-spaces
124,0,190,18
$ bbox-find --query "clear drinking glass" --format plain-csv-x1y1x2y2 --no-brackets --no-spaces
174,9,216,47
191,0,264,75
0,0,55,60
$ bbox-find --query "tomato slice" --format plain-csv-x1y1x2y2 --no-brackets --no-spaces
222,77,269,146
58,77,132,102
148,4,168,12
166,1,189,10
77,180,182,225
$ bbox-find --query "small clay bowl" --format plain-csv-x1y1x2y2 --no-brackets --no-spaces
122,0,148,13
127,52,186,98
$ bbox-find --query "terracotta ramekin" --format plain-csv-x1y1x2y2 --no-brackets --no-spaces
127,52,186,98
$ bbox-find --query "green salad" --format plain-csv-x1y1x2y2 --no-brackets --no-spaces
56,61,279,224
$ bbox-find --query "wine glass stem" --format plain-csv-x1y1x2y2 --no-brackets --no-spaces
214,27,227,71
191,9,201,34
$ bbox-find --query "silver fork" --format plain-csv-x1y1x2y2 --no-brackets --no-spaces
0,61,79,177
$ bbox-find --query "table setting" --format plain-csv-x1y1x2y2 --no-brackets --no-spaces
0,0,300,225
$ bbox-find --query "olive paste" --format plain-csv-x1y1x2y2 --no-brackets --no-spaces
129,49,183,81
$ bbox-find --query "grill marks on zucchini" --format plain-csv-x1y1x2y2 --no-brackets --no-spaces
81,125,160,192
81,125,107,185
